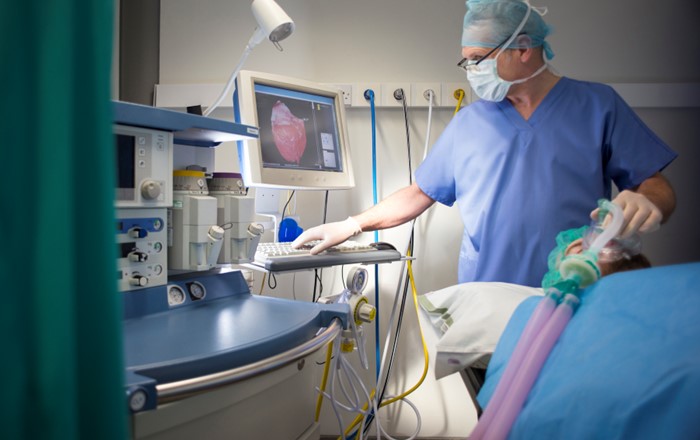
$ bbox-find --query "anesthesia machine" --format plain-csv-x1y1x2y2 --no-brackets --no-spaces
113,101,351,440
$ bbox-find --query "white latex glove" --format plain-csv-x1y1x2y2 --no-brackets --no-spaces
291,217,362,254
590,190,662,238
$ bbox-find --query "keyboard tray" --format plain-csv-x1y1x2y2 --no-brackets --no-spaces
253,248,403,272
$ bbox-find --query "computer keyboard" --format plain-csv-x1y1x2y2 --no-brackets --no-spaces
252,240,402,271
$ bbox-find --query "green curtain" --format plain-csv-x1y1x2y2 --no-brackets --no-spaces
1,0,126,439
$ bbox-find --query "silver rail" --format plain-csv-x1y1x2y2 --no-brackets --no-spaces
155,318,342,404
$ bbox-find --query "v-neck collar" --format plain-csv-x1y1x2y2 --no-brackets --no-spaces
496,77,568,130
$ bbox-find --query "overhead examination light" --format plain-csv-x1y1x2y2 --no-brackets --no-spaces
251,0,295,50
203,0,295,116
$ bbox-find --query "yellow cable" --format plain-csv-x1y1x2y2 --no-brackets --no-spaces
316,342,334,422
453,89,465,115
377,256,430,407
259,273,266,295
340,251,430,438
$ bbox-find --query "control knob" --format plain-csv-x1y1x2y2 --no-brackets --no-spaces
357,302,376,323
129,274,149,287
128,250,148,262
129,227,148,239
141,180,162,200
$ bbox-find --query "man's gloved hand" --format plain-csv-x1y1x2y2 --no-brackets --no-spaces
590,190,662,238
291,217,362,254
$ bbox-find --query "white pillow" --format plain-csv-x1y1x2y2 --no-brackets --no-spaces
418,282,543,379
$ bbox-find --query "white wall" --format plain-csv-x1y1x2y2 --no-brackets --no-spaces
158,0,700,437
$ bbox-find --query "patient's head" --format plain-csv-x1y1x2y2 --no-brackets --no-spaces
564,238,651,277
542,226,651,289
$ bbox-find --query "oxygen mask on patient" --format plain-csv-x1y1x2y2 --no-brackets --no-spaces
582,224,641,263
542,199,626,291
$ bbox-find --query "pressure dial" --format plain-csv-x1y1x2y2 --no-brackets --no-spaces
347,267,368,294
167,285,186,306
186,281,206,301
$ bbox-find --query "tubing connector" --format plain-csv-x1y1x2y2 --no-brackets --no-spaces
558,253,601,289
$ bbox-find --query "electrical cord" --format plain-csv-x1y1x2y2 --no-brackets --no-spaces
365,88,382,382
361,88,411,436
422,90,435,161
282,190,295,218
326,86,435,440
359,89,426,437
377,87,414,401
267,272,277,290
394,88,413,185
313,190,331,302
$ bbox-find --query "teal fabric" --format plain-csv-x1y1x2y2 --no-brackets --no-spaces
0,1,126,439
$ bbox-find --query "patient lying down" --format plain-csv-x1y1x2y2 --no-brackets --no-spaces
418,227,651,380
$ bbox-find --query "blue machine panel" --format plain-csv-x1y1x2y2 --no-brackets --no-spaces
112,101,258,147
123,270,348,411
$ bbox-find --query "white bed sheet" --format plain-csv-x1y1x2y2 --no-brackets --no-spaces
418,282,543,379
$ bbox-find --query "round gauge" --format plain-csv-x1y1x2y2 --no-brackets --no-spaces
167,285,186,306
347,267,368,294
152,265,163,275
152,219,163,230
187,281,206,301
152,242,163,253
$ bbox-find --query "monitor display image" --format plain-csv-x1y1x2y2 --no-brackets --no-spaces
235,70,354,190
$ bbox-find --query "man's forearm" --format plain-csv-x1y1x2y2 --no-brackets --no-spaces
353,183,436,231
634,172,676,223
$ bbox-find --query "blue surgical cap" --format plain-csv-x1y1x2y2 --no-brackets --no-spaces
462,0,554,59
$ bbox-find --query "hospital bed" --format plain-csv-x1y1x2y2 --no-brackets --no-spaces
418,282,543,415
477,261,700,438
421,261,700,437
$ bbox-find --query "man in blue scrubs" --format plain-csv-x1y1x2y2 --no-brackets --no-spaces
293,0,677,287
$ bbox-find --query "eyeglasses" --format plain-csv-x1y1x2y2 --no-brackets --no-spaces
458,33,524,73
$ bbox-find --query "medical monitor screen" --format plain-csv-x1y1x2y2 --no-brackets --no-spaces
235,71,354,190
115,134,136,199
256,85,342,172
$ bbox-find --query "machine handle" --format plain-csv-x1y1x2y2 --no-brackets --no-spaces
155,319,342,404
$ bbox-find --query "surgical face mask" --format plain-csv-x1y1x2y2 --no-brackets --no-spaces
465,0,548,102
466,52,548,102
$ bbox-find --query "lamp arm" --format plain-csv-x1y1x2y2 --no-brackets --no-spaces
203,28,264,117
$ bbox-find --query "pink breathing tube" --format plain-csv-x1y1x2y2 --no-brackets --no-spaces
470,200,623,440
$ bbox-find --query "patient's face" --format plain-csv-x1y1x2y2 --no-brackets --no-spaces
564,238,612,276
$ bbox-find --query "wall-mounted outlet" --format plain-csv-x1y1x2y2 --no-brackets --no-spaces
381,82,412,107
254,187,281,215
441,82,470,110
330,83,352,107
411,82,441,107
352,83,381,108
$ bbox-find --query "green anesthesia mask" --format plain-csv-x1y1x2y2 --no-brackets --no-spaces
541,226,589,290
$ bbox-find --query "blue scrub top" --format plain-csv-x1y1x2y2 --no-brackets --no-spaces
415,77,677,286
